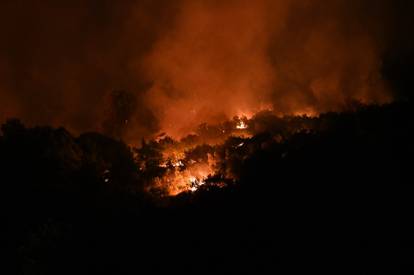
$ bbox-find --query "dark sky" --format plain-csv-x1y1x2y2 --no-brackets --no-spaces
0,0,413,141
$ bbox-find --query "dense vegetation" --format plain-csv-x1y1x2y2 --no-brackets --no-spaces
1,101,413,274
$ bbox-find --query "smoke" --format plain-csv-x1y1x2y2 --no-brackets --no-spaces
0,0,412,141
0,0,179,138
143,0,397,137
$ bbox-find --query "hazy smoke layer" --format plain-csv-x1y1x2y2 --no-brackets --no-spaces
0,0,412,140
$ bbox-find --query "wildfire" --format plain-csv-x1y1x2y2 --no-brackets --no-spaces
188,176,206,192
173,160,184,168
140,144,219,196
138,108,324,197
291,108,318,117
153,162,213,196
236,120,248,129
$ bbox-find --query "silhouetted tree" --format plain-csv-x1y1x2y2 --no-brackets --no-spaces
102,90,137,140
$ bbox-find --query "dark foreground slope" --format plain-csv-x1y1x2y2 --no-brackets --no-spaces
1,102,413,274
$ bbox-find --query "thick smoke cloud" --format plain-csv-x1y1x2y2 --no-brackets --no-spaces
0,0,180,139
0,0,412,141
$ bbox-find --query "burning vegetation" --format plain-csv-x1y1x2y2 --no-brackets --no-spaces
1,1,414,273
132,109,336,196
1,101,413,274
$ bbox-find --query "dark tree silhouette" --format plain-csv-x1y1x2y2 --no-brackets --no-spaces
1,101,413,274
102,90,137,140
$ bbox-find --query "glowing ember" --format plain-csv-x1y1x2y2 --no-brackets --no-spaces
236,120,248,130
173,160,184,167
189,176,205,192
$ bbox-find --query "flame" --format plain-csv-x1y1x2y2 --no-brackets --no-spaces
291,107,318,117
140,103,376,196
144,145,218,196
153,161,213,196
236,120,248,130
